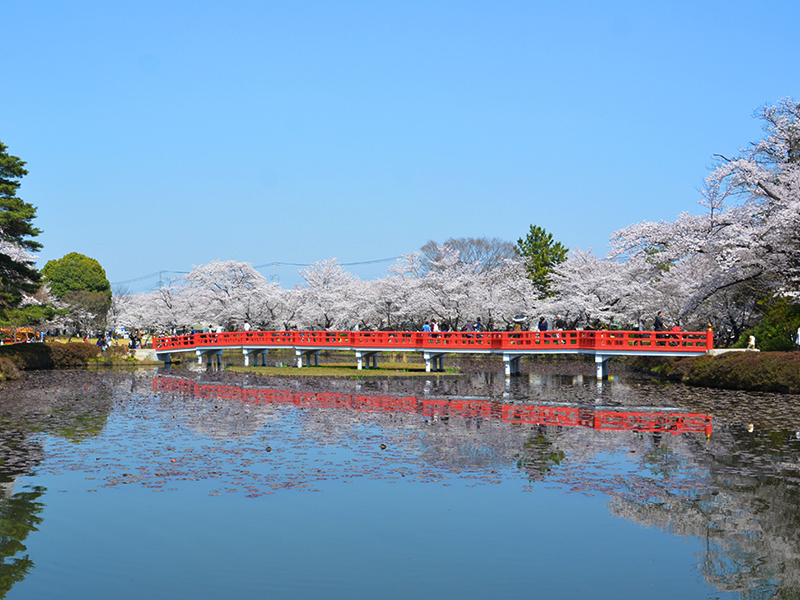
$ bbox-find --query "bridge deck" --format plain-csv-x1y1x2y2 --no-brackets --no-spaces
154,329,713,377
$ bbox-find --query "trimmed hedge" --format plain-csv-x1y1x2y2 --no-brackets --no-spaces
0,342,103,380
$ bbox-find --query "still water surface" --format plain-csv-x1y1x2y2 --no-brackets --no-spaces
1,368,799,599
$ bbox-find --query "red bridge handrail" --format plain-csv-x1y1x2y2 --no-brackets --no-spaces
153,329,713,353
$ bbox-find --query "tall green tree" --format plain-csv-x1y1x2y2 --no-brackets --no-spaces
0,141,42,318
516,225,568,298
42,253,112,329
42,252,111,299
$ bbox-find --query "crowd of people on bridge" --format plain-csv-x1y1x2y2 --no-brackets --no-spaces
166,310,690,336
154,310,698,344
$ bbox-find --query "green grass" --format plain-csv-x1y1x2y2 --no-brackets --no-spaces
228,362,458,378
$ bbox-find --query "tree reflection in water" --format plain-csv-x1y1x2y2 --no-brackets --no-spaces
521,420,800,598
0,370,115,597
607,425,800,598
0,484,45,598
151,372,800,597
3,368,800,598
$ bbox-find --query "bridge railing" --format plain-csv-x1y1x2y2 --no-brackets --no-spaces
591,329,713,351
153,329,713,353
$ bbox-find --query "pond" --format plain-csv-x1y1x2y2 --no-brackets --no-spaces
1,367,800,599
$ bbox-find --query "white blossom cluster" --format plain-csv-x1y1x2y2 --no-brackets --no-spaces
110,250,538,333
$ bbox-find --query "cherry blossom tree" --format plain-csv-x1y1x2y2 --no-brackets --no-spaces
296,258,361,329
371,253,426,329
537,249,657,329
599,98,799,340
420,237,518,275
415,244,487,330
481,257,539,330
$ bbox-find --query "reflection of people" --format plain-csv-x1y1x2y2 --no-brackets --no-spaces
747,334,756,350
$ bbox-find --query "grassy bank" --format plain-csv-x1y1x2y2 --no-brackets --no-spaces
630,351,800,394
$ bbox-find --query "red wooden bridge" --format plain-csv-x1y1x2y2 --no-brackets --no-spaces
153,376,713,437
153,329,713,378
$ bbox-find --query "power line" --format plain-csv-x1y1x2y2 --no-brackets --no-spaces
111,257,403,286
111,270,188,286
253,256,402,269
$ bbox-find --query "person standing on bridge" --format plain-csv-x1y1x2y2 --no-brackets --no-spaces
555,315,566,344
538,316,548,331
654,311,665,346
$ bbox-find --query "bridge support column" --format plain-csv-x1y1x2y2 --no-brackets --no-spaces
423,352,445,373
296,349,320,368
197,350,223,369
155,352,172,364
503,354,522,376
595,354,610,380
355,351,379,370
243,349,268,367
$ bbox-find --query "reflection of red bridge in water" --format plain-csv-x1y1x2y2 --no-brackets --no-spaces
153,376,713,437
153,329,713,379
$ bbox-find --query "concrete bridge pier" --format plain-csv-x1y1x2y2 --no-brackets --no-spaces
503,354,522,376
424,351,445,373
197,349,223,369
296,349,321,368
243,348,268,367
355,350,379,370
595,354,610,380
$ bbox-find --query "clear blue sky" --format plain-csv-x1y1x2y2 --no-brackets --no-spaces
4,1,798,291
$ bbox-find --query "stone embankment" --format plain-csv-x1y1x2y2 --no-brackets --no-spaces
630,351,800,395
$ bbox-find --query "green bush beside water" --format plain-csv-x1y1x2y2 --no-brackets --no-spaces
632,352,800,394
0,343,132,381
